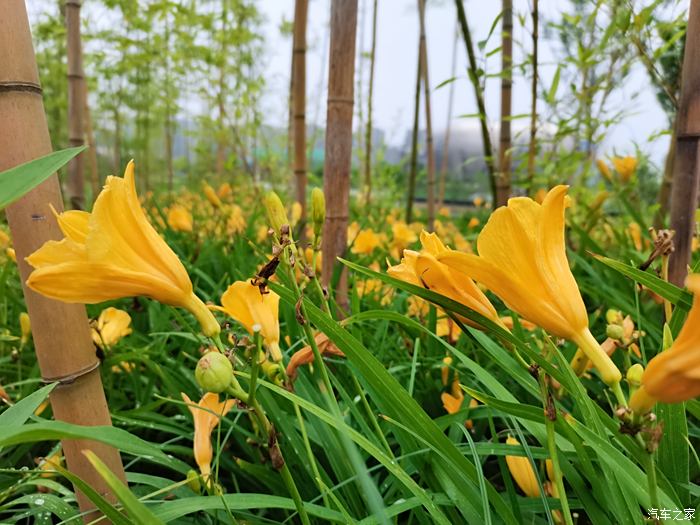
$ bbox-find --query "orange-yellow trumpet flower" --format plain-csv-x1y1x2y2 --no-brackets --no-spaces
26,161,220,337
216,280,282,362
92,307,132,348
388,231,502,329
438,186,621,386
505,436,555,498
167,205,193,232
181,392,236,482
630,274,700,413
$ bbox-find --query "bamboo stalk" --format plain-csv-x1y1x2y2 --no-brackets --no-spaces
655,121,677,227
405,40,422,223
668,0,700,287
65,0,86,210
321,0,359,313
455,0,497,205
496,0,513,207
363,0,378,205
83,87,100,201
292,0,309,231
438,23,458,209
418,0,436,232
0,2,126,521
527,0,539,192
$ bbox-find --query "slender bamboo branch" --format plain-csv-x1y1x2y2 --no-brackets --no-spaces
363,0,378,206
527,0,539,193
406,39,422,223
454,0,497,205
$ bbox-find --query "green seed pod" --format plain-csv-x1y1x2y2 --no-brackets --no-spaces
310,187,326,237
195,351,234,393
186,469,201,494
263,191,289,235
606,323,625,341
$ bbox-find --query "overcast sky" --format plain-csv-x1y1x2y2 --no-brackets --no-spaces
257,0,678,163
27,0,681,164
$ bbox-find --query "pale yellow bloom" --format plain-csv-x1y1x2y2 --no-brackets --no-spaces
438,186,621,385
290,201,303,227
168,205,193,232
6,248,15,262
467,217,480,229
181,392,236,481
628,222,643,251
225,205,246,235
217,280,282,362
92,307,132,348
26,161,220,337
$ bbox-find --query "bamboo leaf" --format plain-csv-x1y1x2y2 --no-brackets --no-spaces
0,146,86,210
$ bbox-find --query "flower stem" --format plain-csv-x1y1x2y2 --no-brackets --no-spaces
538,372,574,525
637,434,660,510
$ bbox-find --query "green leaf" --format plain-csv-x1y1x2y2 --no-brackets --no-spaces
593,255,692,309
84,450,165,525
0,146,86,209
0,421,186,472
271,282,519,525
0,382,56,429
547,66,561,104
656,402,689,505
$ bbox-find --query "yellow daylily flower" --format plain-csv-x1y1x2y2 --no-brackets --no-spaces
225,204,246,235
351,229,381,255
612,156,637,183
473,196,484,208
92,307,132,348
388,231,502,329
630,275,700,413
39,448,64,479
217,280,282,362
438,186,621,386
290,201,303,227
467,217,480,229
181,392,236,481
19,312,31,345
628,222,643,251
168,205,193,232
505,436,555,498
26,161,220,337
217,182,232,199
6,248,16,262
391,221,418,251
0,229,9,248
203,183,222,208
596,159,612,181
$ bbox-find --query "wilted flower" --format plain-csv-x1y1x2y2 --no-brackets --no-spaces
438,186,621,386
92,307,132,348
286,332,345,382
181,392,236,482
26,162,220,338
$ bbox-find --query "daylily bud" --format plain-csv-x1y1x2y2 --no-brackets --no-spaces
19,312,31,344
627,364,644,388
605,309,622,324
310,188,326,237
263,192,289,235
195,351,234,393
186,469,202,493
606,324,625,340
662,323,673,351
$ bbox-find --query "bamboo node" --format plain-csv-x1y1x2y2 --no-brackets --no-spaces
0,81,42,96
327,97,354,105
42,359,101,385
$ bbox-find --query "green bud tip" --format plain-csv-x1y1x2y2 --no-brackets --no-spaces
626,363,644,387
